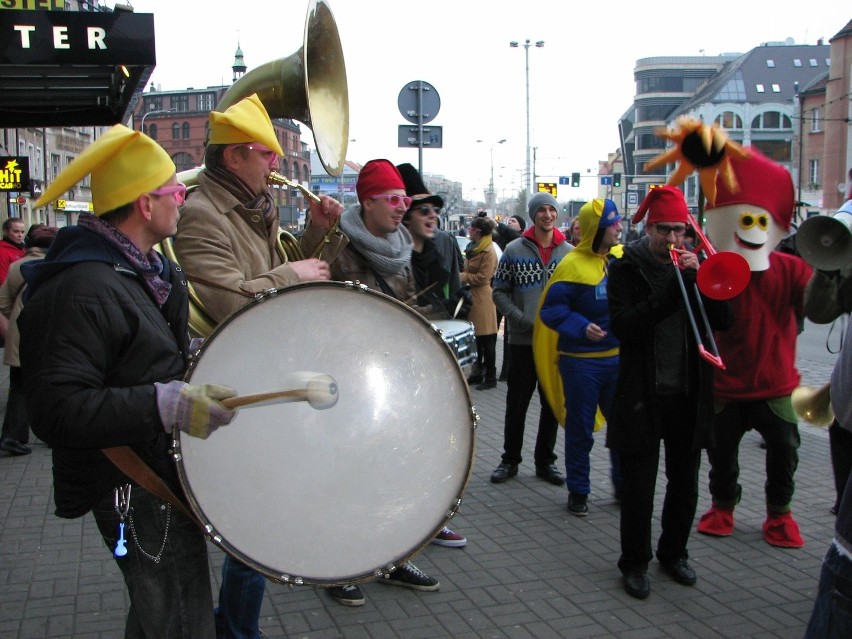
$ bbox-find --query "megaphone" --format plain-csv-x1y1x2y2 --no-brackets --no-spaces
796,205,852,271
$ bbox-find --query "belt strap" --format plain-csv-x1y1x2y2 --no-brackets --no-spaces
101,445,204,530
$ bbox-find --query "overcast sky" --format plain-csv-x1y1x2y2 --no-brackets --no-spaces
128,0,841,202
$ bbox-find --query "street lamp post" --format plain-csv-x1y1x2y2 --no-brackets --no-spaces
140,108,174,135
509,39,544,206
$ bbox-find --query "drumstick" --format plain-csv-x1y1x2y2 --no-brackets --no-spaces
221,373,338,410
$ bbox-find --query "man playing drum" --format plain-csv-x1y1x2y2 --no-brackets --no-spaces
19,125,239,638
172,94,345,636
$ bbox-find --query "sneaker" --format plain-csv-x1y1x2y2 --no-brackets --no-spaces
567,492,588,517
431,526,467,548
490,462,518,483
379,562,440,591
327,584,365,606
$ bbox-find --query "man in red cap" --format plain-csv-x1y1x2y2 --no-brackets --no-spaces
697,149,813,549
606,185,732,599
326,159,443,606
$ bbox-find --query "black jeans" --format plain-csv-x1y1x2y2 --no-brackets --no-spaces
829,420,852,512
476,334,497,382
501,343,558,467
618,393,701,572
707,399,800,512
92,486,216,639
1,366,29,443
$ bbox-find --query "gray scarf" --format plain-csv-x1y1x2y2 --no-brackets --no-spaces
340,205,413,276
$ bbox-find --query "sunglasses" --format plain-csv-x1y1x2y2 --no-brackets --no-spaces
653,224,687,236
149,184,187,205
371,194,413,209
245,143,279,166
411,204,441,215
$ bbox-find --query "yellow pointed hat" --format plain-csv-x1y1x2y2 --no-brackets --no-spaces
35,124,175,216
208,93,284,156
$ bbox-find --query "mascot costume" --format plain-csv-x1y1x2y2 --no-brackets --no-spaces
695,146,813,547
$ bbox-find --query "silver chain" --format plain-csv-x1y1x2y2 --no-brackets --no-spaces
127,503,171,564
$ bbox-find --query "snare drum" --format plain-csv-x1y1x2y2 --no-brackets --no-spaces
174,281,476,585
432,319,477,372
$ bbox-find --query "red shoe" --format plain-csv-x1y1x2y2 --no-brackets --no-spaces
763,512,804,548
696,505,734,536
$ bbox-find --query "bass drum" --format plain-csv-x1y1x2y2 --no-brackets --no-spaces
174,281,476,586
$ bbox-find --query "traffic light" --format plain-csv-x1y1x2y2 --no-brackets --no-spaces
571,172,580,187
613,172,622,187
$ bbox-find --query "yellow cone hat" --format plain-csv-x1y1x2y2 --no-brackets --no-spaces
208,93,284,156
35,124,175,216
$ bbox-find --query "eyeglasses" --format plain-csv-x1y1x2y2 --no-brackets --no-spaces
411,204,441,215
149,184,187,205
244,143,279,166
653,224,687,236
371,194,413,209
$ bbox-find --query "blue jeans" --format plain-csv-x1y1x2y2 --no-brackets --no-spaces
214,555,266,639
92,487,215,639
559,355,620,495
804,543,852,638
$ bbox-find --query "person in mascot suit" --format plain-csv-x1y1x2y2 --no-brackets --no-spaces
696,148,813,548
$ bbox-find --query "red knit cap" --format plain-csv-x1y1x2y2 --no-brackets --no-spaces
356,159,405,203
706,148,795,230
632,186,689,225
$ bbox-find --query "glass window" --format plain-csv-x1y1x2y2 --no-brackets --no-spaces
172,95,189,113
752,140,791,162
771,84,781,93
715,112,743,129
197,93,215,112
766,59,775,68
808,159,820,186
148,124,158,140
756,84,765,93
793,59,802,67
172,123,180,140
809,59,817,67
182,122,190,139
811,108,821,132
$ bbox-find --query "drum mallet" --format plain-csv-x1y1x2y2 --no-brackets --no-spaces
221,373,338,410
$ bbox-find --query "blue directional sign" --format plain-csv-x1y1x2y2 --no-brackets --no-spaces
601,176,613,185
558,176,570,185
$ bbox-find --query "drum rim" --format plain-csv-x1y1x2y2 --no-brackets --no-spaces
173,280,478,585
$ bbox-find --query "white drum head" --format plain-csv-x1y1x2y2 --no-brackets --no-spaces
176,281,475,585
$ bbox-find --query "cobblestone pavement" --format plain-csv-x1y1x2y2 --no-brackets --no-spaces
0,327,840,638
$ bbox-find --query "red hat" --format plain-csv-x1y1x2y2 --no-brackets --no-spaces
706,148,795,230
632,186,688,225
356,159,405,203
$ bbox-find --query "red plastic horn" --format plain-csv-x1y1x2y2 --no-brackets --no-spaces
687,213,751,300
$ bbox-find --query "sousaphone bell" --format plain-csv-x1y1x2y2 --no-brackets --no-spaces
162,0,349,337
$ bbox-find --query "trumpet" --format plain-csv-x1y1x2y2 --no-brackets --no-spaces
792,382,834,427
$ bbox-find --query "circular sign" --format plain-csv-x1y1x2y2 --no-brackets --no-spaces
16,196,26,204
398,81,440,124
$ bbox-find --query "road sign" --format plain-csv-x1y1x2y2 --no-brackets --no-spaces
398,81,440,124
398,125,443,148
537,182,557,196
15,196,26,203
627,184,639,191
627,192,639,206
558,176,570,185
600,176,612,186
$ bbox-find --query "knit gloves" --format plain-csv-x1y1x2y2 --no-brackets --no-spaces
155,380,238,439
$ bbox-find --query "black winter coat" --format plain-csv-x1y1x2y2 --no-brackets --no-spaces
605,244,733,454
19,226,190,518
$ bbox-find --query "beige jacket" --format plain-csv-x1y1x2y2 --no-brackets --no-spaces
173,172,347,325
0,249,45,366
461,244,498,335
